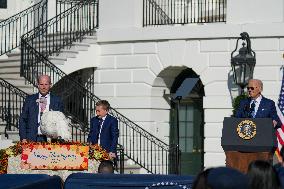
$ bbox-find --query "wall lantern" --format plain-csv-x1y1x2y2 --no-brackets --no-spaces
231,32,256,94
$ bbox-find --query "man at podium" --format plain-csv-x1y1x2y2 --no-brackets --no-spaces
235,79,281,129
225,79,280,172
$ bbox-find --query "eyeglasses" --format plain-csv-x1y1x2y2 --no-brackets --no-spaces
247,87,256,90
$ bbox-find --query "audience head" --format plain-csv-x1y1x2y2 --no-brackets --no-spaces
95,100,110,118
37,75,52,96
247,79,263,100
192,168,212,189
247,160,280,189
98,160,114,174
207,167,249,189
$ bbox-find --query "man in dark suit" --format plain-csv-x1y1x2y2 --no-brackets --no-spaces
235,79,281,129
19,75,64,142
87,100,119,159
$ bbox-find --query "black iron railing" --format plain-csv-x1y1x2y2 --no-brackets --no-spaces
143,0,226,26
0,0,47,56
0,78,27,137
56,0,98,27
21,0,98,59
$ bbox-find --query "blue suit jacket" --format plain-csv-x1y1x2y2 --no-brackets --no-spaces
235,96,281,129
19,93,64,141
87,114,119,153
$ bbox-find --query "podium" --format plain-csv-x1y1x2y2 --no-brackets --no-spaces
221,117,277,173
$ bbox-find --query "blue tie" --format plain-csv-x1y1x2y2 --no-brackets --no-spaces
97,118,103,140
250,100,256,118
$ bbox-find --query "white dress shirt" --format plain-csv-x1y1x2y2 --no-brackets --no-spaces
38,93,50,134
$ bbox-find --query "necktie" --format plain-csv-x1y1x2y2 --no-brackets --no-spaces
97,118,103,140
40,96,47,115
250,100,256,118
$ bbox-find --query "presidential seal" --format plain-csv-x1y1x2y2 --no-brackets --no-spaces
236,120,256,140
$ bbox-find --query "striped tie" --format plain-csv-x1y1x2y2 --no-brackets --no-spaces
250,100,256,118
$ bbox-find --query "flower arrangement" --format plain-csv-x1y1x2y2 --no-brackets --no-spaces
0,142,22,174
0,142,109,174
89,144,110,161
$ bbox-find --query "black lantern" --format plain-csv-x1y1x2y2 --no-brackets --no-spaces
231,32,256,94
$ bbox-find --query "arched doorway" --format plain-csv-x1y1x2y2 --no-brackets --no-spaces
170,68,204,175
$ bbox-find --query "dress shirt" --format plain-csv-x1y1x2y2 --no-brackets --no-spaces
250,95,262,117
98,115,107,145
38,93,50,134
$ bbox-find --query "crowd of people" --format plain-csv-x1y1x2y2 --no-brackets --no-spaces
192,151,284,189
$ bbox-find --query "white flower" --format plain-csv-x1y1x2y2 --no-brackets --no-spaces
40,111,71,140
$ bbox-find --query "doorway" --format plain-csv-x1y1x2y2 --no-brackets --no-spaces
170,69,204,175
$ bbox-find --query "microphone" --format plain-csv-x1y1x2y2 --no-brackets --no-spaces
250,102,255,113
244,104,251,118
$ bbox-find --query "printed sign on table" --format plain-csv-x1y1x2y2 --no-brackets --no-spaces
21,144,89,170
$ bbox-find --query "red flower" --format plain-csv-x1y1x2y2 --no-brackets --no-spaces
21,154,28,161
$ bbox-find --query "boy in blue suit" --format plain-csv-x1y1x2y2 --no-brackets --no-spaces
235,79,281,129
87,100,119,159
19,75,64,142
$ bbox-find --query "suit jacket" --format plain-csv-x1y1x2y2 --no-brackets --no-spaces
87,114,119,153
235,96,281,129
19,93,64,141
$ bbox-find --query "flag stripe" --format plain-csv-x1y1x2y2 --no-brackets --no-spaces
276,70,284,161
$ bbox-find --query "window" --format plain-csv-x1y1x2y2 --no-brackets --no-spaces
0,0,7,9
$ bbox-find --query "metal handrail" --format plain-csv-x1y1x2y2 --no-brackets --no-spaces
20,0,179,174
143,0,227,26
143,0,173,26
0,78,27,137
21,0,97,59
0,0,47,55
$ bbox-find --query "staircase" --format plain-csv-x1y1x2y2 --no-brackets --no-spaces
0,0,180,174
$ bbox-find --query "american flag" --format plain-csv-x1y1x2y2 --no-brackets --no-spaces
276,71,284,160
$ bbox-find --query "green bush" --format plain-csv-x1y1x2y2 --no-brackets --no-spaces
232,93,248,116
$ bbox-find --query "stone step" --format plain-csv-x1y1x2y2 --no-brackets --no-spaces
81,35,97,44
58,49,79,58
68,43,90,51
49,56,67,65
0,56,20,63
0,74,24,79
0,67,20,73
6,51,21,58
0,138,13,149
5,130,20,142
1,78,30,86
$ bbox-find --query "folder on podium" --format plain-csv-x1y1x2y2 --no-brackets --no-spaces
221,117,277,173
